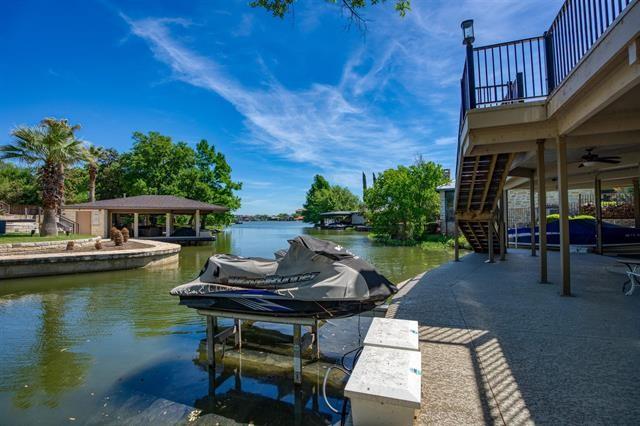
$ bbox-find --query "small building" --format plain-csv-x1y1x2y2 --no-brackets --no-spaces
319,211,366,228
436,181,456,236
62,195,228,243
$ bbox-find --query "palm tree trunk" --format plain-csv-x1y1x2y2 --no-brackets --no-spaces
88,165,96,202
39,161,63,237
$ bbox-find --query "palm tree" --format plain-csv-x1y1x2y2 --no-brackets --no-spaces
85,145,105,202
1,118,85,236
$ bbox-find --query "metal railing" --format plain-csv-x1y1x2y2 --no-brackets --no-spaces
549,0,633,87
459,0,633,121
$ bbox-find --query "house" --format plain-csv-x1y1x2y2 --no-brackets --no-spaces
62,195,228,243
455,1,640,294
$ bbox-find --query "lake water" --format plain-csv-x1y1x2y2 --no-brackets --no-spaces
0,221,454,425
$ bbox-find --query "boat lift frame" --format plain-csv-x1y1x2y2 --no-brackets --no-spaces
197,309,320,385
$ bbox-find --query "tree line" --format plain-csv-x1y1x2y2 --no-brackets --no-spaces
302,158,448,241
1,118,241,236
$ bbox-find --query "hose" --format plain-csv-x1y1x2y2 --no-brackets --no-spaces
322,365,350,414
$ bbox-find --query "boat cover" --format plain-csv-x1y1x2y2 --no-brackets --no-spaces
171,235,397,301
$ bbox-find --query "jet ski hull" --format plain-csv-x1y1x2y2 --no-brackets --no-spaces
177,290,381,319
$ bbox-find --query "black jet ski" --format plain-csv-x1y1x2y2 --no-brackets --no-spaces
170,235,397,319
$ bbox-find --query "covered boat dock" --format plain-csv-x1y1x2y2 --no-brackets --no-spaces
63,195,228,244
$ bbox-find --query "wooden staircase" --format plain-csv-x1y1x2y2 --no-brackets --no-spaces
455,153,514,253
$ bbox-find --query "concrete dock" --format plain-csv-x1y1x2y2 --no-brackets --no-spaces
387,249,640,425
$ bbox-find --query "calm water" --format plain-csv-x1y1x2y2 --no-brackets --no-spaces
0,222,454,425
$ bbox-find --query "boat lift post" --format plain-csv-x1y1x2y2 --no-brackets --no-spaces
199,309,320,385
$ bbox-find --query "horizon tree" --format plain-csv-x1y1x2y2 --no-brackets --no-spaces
1,118,85,236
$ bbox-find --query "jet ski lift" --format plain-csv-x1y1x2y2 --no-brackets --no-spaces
199,309,320,385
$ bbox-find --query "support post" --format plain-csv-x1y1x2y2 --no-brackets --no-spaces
556,136,571,296
595,177,603,254
537,140,548,283
195,209,201,238
312,320,320,361
165,212,171,237
499,194,506,261
454,220,460,261
633,177,640,228
529,171,537,256
293,324,302,385
503,190,509,254
234,319,242,349
133,212,139,238
486,214,495,263
206,316,216,370
465,42,476,109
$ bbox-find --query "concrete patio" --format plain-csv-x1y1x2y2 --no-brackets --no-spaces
388,249,640,425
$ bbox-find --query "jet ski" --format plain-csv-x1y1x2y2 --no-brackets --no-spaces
170,235,397,319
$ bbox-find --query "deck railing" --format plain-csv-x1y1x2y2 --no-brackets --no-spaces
459,0,633,121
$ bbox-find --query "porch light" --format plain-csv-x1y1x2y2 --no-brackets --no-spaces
461,19,474,45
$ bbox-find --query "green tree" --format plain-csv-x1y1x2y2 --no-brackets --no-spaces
251,0,411,27
0,161,40,206
365,159,446,240
302,175,360,224
119,132,242,225
95,148,124,200
1,118,85,236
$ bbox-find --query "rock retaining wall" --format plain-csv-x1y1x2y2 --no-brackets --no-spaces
0,239,181,279
0,237,101,254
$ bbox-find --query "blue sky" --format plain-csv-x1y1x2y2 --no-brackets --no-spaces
1,0,562,214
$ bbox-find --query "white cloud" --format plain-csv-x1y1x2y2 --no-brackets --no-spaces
122,13,430,185
435,136,457,146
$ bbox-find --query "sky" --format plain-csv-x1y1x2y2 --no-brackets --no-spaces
1,0,562,214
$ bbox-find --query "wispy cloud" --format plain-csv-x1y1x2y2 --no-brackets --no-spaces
121,12,431,184
435,136,457,146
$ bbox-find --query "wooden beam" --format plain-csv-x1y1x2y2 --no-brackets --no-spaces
466,157,480,212
595,177,603,254
557,136,571,296
480,155,498,212
509,167,536,178
499,192,506,261
529,172,537,256
537,140,548,283
634,177,640,228
454,219,460,261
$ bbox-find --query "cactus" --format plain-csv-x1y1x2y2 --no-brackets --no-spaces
121,227,130,243
113,229,124,246
95,239,103,250
110,226,118,241
65,241,75,251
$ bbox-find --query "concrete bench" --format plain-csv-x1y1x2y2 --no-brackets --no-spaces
363,317,419,351
345,345,421,426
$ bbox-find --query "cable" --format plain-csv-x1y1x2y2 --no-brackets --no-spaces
322,365,350,414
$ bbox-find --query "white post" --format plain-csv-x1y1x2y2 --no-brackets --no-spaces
166,212,171,237
195,209,201,237
133,213,139,238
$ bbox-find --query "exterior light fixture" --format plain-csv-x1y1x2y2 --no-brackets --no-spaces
461,19,474,45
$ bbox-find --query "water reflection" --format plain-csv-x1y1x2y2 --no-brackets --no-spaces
0,222,454,424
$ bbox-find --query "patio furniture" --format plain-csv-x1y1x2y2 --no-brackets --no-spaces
616,259,640,294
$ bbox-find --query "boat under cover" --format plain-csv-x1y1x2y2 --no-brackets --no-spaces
508,219,640,245
170,235,397,319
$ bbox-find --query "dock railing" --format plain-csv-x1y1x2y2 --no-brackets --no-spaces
459,0,633,131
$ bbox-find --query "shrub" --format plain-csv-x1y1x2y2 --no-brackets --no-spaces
113,229,123,246
65,241,75,251
110,226,118,241
547,213,595,222
95,239,103,250
121,227,130,243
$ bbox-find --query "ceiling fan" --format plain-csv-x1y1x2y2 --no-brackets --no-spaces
578,148,621,168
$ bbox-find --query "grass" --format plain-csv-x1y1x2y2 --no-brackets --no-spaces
0,233,94,244
369,232,472,250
